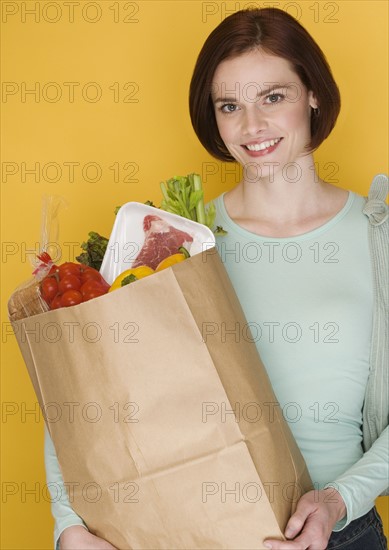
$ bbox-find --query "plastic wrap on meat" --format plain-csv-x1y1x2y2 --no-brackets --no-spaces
132,215,194,270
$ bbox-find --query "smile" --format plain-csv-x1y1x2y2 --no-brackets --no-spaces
244,138,282,151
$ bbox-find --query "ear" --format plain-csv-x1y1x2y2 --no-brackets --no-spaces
308,91,319,109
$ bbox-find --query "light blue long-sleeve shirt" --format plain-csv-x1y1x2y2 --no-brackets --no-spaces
44,425,88,549
212,190,388,529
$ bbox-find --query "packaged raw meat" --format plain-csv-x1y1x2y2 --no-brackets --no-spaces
131,214,193,270
100,202,216,284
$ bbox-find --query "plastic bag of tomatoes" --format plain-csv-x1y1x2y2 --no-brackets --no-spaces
8,252,110,321
6,195,110,321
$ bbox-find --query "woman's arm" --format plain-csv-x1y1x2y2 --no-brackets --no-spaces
44,425,118,550
59,526,117,550
263,426,388,549
325,425,389,529
44,424,89,549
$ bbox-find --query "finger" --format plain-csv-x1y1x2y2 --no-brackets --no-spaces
283,509,310,539
263,538,308,550
284,495,317,538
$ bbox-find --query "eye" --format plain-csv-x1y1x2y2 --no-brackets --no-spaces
265,93,285,104
219,103,239,114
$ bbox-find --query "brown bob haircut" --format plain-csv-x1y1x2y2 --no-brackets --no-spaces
189,8,341,162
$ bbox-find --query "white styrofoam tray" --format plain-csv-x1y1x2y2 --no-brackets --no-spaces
100,202,216,284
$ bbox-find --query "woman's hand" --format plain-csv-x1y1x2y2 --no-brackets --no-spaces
59,525,118,550
263,488,346,549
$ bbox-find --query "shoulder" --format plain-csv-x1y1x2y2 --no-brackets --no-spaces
206,193,228,228
360,174,389,227
207,193,225,208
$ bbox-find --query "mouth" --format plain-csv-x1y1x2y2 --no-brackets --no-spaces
242,137,283,155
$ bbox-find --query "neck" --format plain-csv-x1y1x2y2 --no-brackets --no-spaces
233,154,330,224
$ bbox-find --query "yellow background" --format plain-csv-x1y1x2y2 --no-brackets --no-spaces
1,1,388,548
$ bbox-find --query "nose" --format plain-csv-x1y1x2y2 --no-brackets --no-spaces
241,105,268,135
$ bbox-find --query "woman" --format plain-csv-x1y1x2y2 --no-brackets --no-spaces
189,7,388,550
47,7,388,550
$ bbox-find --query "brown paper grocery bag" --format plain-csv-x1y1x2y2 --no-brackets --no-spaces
10,248,312,550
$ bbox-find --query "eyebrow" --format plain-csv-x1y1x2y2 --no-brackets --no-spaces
213,84,288,104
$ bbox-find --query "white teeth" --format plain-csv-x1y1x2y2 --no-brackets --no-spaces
245,138,281,151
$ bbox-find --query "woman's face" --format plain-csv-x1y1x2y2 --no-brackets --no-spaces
211,49,318,180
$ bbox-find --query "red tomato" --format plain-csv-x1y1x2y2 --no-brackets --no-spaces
58,274,82,293
50,295,63,310
60,290,83,307
80,268,103,284
41,277,58,303
80,279,105,297
82,288,107,302
58,262,82,278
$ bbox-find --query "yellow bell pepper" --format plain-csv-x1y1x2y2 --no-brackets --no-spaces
155,247,190,272
108,266,154,292
155,253,186,272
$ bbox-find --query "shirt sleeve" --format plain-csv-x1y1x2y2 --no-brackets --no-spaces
324,425,389,531
44,424,89,549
